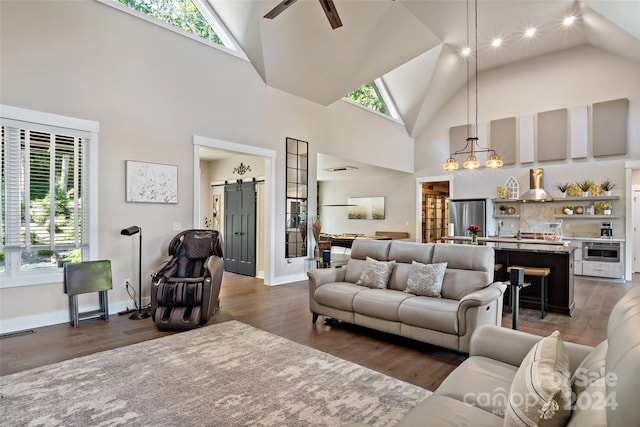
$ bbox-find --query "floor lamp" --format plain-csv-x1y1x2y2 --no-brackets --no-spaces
120,225,150,320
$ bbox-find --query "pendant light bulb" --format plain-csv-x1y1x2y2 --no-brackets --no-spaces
463,155,479,170
486,155,504,169
443,157,460,171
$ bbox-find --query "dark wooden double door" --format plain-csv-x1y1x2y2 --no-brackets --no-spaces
224,182,256,276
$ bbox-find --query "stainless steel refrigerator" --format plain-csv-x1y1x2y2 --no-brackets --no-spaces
449,199,486,238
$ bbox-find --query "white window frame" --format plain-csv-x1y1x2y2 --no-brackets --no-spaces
0,105,99,288
341,78,404,125
97,0,249,61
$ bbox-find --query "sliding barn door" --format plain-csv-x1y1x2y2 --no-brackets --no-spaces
224,182,256,276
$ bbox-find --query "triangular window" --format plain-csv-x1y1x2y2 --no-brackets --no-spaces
345,79,402,122
112,0,243,54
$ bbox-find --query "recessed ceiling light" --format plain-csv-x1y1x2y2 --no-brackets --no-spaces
461,47,471,56
525,27,536,37
491,38,502,47
563,15,576,26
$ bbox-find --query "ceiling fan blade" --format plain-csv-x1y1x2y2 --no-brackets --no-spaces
264,0,298,20
319,0,342,29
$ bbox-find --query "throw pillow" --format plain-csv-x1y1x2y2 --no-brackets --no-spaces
355,256,395,289
404,261,447,298
570,340,608,396
504,331,572,427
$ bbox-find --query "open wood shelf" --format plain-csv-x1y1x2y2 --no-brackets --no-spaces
556,196,619,202
554,215,619,219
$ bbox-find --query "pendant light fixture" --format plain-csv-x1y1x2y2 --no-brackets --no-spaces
444,0,503,172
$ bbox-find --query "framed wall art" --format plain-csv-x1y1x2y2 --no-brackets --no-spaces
347,197,385,220
125,160,178,203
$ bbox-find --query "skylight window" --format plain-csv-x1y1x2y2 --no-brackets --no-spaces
116,0,224,45
345,79,401,122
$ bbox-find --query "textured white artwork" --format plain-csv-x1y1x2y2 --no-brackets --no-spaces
126,161,178,203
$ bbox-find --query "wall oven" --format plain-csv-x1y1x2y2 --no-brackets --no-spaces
582,241,620,263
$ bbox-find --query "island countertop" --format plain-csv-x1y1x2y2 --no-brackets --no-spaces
487,242,576,254
443,236,573,251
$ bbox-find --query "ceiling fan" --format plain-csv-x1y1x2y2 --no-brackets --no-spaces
264,0,343,29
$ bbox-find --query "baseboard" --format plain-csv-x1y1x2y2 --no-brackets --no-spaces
0,297,151,334
267,273,307,286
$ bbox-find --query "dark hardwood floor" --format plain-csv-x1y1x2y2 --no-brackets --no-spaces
1,272,636,392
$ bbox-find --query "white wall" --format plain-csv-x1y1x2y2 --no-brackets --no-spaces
319,174,416,238
0,0,413,331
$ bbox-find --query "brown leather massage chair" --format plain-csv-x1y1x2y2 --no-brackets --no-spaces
150,229,224,331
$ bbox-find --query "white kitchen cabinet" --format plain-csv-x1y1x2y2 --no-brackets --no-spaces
581,261,623,279
574,260,583,275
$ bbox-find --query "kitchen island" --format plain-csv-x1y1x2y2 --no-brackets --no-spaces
444,237,575,316
490,242,575,316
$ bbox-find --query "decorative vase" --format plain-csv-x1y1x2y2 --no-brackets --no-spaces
561,192,567,198
604,209,612,215
605,191,612,197
583,191,590,197
471,233,478,245
311,217,321,258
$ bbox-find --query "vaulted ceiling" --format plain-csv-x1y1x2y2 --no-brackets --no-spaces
208,0,640,140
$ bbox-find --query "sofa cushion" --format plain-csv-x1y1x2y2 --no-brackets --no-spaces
571,340,608,396
386,242,435,291
504,331,572,427
432,245,493,300
388,241,433,264
355,257,396,289
404,261,447,298
388,263,412,292
350,239,391,261
398,296,459,334
436,356,518,417
566,377,608,427
395,395,504,427
352,289,413,321
345,258,367,283
314,282,366,312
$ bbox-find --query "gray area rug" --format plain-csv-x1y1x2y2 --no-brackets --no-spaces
0,321,431,426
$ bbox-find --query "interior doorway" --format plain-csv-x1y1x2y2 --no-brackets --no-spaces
633,184,640,273
416,176,452,243
421,181,451,243
193,136,276,285
625,161,640,280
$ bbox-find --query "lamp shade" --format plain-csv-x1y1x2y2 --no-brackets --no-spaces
463,156,479,170
443,157,459,171
121,226,141,236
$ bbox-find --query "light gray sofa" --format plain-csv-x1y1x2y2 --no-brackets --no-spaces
307,239,506,353
348,284,640,427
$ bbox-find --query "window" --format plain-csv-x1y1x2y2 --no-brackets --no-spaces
1,106,99,287
105,0,246,58
116,0,224,45
346,82,389,115
344,78,402,122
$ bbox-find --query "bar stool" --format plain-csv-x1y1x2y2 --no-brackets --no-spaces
494,263,503,282
507,265,550,319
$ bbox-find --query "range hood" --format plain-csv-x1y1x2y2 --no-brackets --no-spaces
518,168,554,202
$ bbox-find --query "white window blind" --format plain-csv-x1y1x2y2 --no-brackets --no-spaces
1,120,91,279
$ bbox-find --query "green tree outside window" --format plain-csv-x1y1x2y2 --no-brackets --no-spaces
346,82,389,116
117,0,224,46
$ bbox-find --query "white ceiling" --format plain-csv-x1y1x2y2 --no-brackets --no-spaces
205,0,640,177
